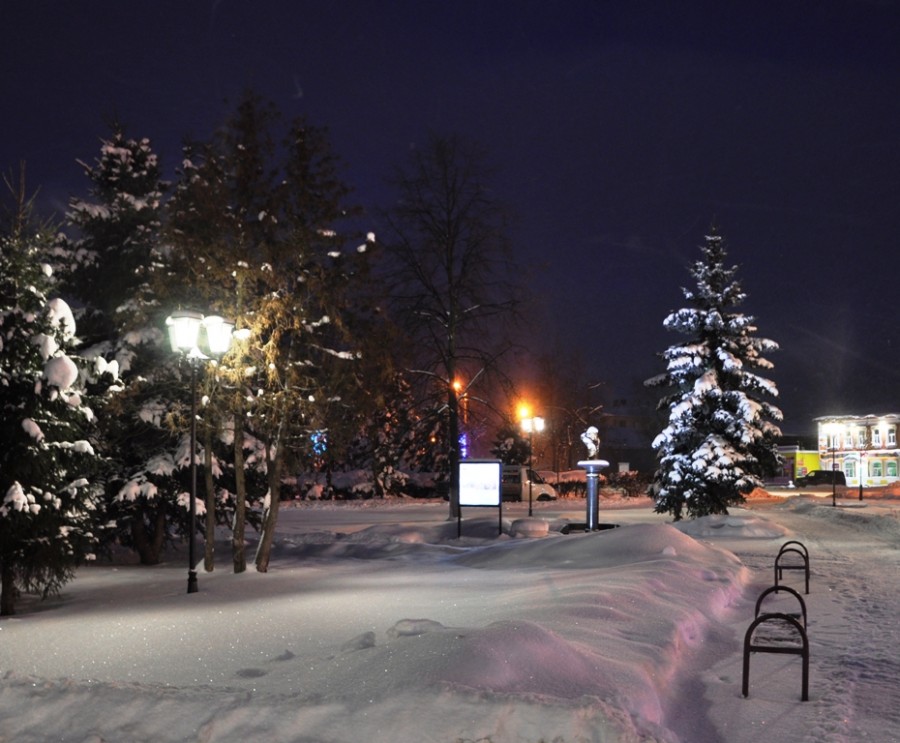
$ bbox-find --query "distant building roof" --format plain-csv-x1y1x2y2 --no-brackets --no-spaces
813,413,900,422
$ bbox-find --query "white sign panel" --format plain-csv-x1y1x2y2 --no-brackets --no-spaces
458,459,502,507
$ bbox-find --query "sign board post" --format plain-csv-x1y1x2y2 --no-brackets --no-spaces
457,459,503,538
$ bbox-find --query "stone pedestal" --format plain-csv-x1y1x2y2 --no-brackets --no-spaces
578,459,610,531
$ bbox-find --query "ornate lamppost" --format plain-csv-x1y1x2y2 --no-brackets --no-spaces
166,311,234,593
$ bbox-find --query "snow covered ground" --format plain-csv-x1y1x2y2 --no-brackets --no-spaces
2,490,900,742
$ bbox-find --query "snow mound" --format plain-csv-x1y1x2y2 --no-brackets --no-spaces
674,511,789,539
456,522,742,570
786,497,900,539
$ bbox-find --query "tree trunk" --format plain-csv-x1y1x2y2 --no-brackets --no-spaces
1,559,17,616
204,426,216,572
372,453,383,498
132,506,167,565
447,372,461,519
254,444,283,573
232,413,247,574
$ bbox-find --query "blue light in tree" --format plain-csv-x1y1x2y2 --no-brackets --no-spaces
459,432,469,459
311,430,327,455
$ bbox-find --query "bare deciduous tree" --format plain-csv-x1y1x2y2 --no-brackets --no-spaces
382,133,519,516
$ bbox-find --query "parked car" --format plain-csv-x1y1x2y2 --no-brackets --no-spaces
501,465,559,502
794,470,846,487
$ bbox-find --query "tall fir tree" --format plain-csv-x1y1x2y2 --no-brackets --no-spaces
65,126,166,339
343,370,422,498
646,227,782,520
490,419,531,465
0,172,112,615
64,127,185,566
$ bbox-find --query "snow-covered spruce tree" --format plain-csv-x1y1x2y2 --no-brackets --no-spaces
343,371,423,498
0,176,109,615
490,420,531,466
645,228,782,520
64,126,166,342
63,128,185,566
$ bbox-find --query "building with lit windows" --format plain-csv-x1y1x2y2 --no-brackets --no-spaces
814,414,900,488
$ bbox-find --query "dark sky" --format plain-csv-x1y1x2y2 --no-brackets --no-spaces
4,1,900,435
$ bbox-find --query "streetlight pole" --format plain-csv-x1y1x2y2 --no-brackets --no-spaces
821,421,841,508
520,414,544,517
188,355,199,591
832,436,837,508
528,425,535,516
167,310,234,594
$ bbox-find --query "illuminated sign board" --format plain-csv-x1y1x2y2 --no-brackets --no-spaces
458,459,502,507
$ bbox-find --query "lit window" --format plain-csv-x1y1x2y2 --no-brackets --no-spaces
845,461,856,479
872,461,883,477
858,429,866,447
889,428,897,446
873,429,882,446
888,461,898,478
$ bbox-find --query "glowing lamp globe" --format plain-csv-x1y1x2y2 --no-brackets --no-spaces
202,315,235,357
166,310,203,355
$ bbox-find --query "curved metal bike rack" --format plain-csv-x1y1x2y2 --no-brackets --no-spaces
754,584,807,630
742,612,809,701
774,540,810,595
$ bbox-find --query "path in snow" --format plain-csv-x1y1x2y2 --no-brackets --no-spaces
687,499,900,743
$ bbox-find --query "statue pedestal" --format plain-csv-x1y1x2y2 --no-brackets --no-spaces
578,459,610,531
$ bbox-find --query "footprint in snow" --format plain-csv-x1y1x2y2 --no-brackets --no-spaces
235,668,268,678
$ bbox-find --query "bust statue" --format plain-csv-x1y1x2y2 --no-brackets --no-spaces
581,426,600,459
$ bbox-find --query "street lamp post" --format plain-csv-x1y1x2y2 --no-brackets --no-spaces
831,436,838,508
166,310,234,594
859,459,864,502
822,422,840,508
521,414,544,517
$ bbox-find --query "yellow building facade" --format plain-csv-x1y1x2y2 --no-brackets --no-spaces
814,414,900,488
776,446,821,482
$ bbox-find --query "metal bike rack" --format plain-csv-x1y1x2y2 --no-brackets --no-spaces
754,584,807,630
742,612,809,701
774,540,810,594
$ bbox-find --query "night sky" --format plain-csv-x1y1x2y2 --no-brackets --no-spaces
4,1,900,435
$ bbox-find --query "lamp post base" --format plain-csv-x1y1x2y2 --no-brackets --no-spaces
187,570,199,594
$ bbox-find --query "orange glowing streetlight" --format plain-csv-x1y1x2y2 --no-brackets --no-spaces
518,402,544,517
453,379,469,425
